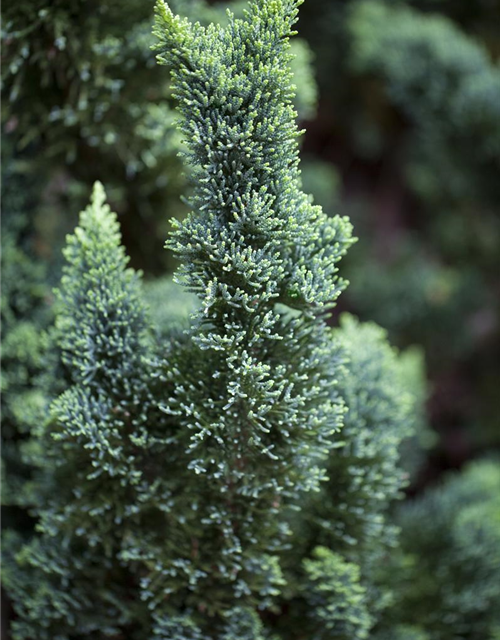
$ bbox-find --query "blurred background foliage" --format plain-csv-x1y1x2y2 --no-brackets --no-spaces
295,0,500,472
1,0,499,633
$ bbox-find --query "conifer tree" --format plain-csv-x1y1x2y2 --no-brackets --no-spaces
2,183,169,639
275,316,422,639
151,0,352,623
3,2,353,637
2,2,427,639
4,1,498,638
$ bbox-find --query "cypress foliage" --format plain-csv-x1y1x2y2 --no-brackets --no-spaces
3,2,353,637
275,315,422,639
3,2,430,639
2,184,167,639
54,181,150,391
151,0,352,622
4,1,498,638
306,316,416,556
302,546,372,640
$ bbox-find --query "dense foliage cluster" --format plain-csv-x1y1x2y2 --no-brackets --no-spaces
2,0,499,638
275,316,423,639
376,461,500,639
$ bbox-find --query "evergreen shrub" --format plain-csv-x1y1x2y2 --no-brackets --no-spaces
4,2,496,639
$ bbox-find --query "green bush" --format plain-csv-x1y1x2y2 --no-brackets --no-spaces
1,3,425,637
377,460,500,639
2,1,496,638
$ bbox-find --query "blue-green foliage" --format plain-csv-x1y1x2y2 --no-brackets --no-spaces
55,182,149,390
302,547,372,640
2,2,433,639
151,0,353,620
377,460,500,639
3,2,352,636
296,316,417,555
170,0,319,122
2,184,168,639
274,315,422,639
